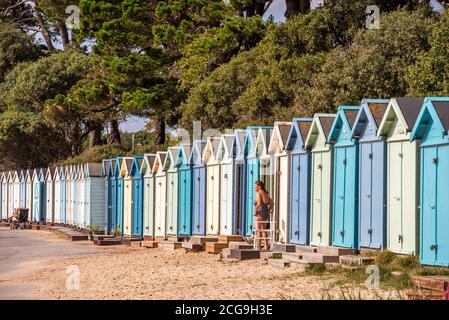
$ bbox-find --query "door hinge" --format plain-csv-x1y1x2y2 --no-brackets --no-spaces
398,234,403,243
432,157,438,165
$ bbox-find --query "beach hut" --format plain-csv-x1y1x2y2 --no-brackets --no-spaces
131,156,144,238
377,97,423,255
190,141,207,236
65,166,73,226
286,118,313,245
165,147,181,237
12,171,20,211
305,114,336,246
153,152,167,239
19,170,26,208
71,165,79,227
7,172,15,215
218,134,236,236
203,137,221,235
328,106,360,249
411,97,449,266
25,170,33,217
268,122,293,244
256,127,275,204
231,130,247,235
120,157,134,236
102,160,112,232
115,158,125,234
178,145,193,237
53,168,62,224
83,163,106,231
244,127,263,236
45,167,56,225
351,99,390,250
1,173,7,219
141,154,156,239
108,158,119,233
33,168,47,223
79,165,88,228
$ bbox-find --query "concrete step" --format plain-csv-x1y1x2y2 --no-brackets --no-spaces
142,241,158,248
218,235,244,244
229,249,263,261
411,276,449,292
290,260,324,269
295,245,318,254
191,236,218,245
67,234,88,241
339,255,374,266
271,244,296,252
94,239,122,246
154,236,166,242
160,241,183,250
282,252,303,263
267,258,290,269
182,242,203,252
130,241,142,248
31,224,41,230
301,252,339,263
166,235,181,242
228,242,253,250
143,235,154,241
92,234,116,241
317,246,355,256
260,251,279,260
205,242,228,254
221,248,231,259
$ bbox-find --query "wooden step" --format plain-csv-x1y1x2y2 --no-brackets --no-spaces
268,258,290,269
228,242,253,250
405,289,446,300
67,234,88,241
411,276,449,292
218,235,244,244
182,242,203,252
130,241,142,248
295,245,318,254
92,234,116,241
143,235,154,241
339,255,375,266
31,224,41,230
94,239,122,246
154,236,166,241
191,236,219,245
282,252,303,263
317,246,355,256
166,235,181,242
271,244,296,252
141,241,158,248
205,242,228,254
160,241,183,250
301,252,339,263
229,249,263,261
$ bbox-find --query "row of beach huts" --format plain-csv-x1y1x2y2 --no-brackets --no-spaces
1,97,449,267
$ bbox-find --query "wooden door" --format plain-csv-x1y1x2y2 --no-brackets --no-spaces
387,141,403,252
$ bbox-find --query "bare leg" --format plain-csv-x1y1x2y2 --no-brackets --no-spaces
253,216,262,248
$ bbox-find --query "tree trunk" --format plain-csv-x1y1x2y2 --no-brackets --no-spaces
108,119,121,145
285,0,310,18
88,122,104,148
35,12,54,51
58,20,70,51
154,115,165,145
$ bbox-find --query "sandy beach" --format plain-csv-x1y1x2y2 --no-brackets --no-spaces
0,227,400,300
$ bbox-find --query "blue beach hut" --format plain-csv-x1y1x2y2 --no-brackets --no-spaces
231,130,247,235
141,154,156,240
131,156,144,238
351,99,390,249
286,118,313,245
190,141,207,236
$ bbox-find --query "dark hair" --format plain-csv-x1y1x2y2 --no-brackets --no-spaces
255,180,268,193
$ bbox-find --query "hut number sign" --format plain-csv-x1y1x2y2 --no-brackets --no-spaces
175,304,273,317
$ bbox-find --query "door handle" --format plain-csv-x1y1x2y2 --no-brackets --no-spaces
366,194,371,198
394,196,400,201
430,244,438,251
429,204,435,210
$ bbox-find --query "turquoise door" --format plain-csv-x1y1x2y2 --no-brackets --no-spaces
116,177,124,233
132,176,143,238
178,168,192,236
245,158,259,236
421,145,449,266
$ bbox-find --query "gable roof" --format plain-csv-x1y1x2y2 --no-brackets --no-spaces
178,144,192,165
202,137,221,163
102,159,111,177
329,106,360,142
189,140,207,165
351,99,389,138
245,126,271,158
164,147,180,170
25,169,32,182
217,134,234,161
141,153,157,175
304,113,336,148
411,97,449,140
378,98,424,136
255,127,274,156
231,129,247,159
120,157,134,177
286,118,313,151
129,156,144,176
152,152,167,174
268,122,292,154
53,167,61,180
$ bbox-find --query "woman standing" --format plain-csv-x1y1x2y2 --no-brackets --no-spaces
253,181,273,250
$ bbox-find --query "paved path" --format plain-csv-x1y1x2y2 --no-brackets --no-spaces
0,227,115,299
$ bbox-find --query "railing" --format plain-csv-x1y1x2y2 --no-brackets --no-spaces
253,217,276,250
